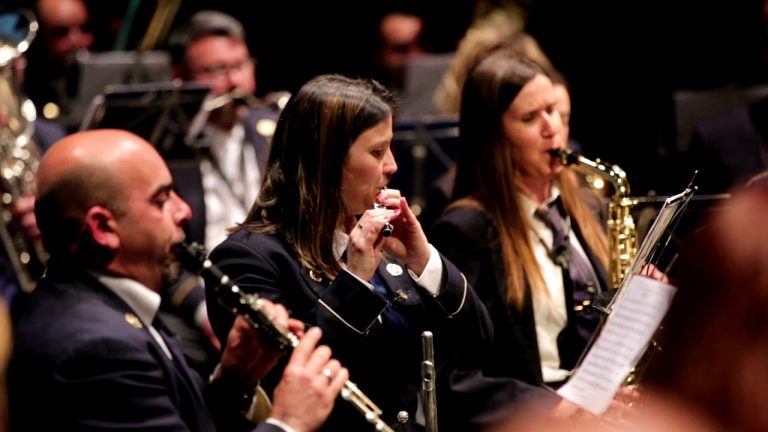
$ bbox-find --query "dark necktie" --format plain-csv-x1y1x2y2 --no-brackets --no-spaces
535,198,601,297
535,198,603,365
370,272,413,334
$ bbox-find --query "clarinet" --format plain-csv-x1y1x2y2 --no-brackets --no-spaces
174,242,396,432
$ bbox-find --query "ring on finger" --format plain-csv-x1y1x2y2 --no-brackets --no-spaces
321,368,334,381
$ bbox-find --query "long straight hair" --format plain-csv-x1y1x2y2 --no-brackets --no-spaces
451,49,609,309
238,74,396,278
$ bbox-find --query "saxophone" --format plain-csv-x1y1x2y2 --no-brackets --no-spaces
550,148,638,290
0,9,47,292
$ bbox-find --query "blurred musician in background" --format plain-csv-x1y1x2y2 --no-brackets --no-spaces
154,10,288,375
23,0,94,132
167,9,283,253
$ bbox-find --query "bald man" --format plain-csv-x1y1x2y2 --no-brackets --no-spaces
8,130,345,432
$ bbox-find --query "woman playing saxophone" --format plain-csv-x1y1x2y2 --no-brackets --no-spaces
429,49,665,429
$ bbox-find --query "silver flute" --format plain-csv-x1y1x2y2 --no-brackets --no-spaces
374,188,393,237
174,242,395,432
421,331,438,432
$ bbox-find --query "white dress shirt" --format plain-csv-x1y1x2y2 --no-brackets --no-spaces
92,272,172,359
199,123,261,251
520,186,596,384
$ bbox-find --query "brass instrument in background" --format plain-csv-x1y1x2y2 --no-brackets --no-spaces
0,9,47,293
188,88,290,147
551,148,638,291
201,89,291,113
139,0,182,51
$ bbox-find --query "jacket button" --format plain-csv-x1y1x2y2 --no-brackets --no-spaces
397,411,409,423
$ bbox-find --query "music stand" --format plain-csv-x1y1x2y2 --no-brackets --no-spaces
399,53,454,118
390,115,459,217
80,81,211,157
632,192,729,275
61,50,173,131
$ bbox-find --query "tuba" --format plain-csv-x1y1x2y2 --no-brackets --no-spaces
0,8,47,293
551,148,638,291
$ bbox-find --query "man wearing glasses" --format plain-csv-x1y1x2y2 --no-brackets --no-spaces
158,10,284,377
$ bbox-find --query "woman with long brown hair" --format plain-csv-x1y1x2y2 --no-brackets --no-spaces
204,74,496,431
431,48,611,393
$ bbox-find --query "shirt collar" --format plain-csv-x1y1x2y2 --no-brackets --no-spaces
91,272,162,327
206,122,245,153
520,184,561,217
333,229,348,263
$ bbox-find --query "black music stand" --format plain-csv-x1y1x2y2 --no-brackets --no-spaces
80,81,211,157
632,192,729,275
59,50,173,131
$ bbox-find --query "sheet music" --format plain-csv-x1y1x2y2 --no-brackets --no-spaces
556,276,677,415
612,188,693,308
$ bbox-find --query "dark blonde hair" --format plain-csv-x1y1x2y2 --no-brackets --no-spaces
450,49,608,309
240,74,396,278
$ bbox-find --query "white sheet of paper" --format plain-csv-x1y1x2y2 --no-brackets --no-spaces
556,275,677,415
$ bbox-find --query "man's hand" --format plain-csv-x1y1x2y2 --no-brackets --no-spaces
218,300,298,389
270,327,347,432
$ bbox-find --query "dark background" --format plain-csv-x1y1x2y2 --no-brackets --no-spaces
11,0,768,196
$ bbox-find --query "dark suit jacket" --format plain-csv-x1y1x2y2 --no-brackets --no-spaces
8,260,281,432
687,96,768,194
205,229,499,431
430,204,609,388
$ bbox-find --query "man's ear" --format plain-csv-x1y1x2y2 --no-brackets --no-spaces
83,206,120,250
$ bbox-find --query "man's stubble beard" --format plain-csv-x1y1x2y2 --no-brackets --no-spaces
162,253,183,287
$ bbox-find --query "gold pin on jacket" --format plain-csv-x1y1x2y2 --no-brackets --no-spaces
124,313,143,329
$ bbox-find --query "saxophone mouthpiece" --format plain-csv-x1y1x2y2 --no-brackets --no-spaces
549,148,579,166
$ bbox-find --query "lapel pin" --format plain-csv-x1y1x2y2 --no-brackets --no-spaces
309,269,323,283
124,313,143,329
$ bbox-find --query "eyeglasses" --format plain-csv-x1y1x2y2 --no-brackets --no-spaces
192,57,255,79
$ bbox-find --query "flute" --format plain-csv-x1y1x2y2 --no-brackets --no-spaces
174,242,396,432
421,331,438,432
374,188,394,237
